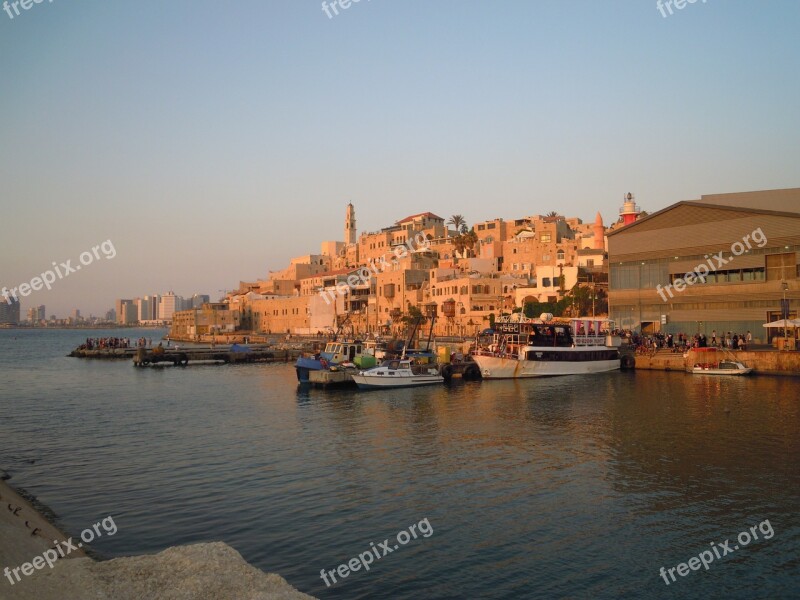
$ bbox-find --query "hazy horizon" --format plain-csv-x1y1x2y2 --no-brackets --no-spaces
2,0,799,317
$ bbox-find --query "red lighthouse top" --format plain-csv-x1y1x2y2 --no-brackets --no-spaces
619,192,641,226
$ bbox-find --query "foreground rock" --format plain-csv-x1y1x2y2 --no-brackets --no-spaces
2,481,315,600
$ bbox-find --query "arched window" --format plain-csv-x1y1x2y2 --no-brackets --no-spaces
557,250,565,260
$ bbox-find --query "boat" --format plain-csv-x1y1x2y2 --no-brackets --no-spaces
471,314,621,379
352,358,444,390
295,340,374,383
687,347,753,375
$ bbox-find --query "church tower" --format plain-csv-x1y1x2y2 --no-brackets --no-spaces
345,203,357,245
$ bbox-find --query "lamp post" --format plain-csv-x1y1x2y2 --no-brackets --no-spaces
782,280,789,345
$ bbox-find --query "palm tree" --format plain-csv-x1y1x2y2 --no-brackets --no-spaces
463,228,478,257
546,211,560,218
448,215,465,237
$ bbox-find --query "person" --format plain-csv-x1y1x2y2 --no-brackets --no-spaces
711,330,717,346
747,331,752,345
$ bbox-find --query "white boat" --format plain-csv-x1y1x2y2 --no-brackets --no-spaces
352,359,444,390
687,348,753,375
471,314,620,379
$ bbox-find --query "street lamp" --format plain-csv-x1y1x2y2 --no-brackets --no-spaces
782,280,789,345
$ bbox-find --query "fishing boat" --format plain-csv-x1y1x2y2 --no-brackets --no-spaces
471,314,620,379
352,358,444,390
687,347,753,375
295,340,372,383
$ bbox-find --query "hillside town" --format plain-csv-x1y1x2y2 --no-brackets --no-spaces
166,198,640,341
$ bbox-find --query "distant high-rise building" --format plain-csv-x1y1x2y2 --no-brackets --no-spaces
192,294,210,308
0,296,21,325
115,299,137,325
105,309,116,322
71,309,81,321
159,292,179,321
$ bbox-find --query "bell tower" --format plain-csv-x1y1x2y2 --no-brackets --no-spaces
345,203,357,245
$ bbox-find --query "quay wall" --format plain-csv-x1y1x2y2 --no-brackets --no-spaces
632,350,800,376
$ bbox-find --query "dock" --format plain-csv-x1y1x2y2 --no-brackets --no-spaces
68,345,302,366
131,347,301,367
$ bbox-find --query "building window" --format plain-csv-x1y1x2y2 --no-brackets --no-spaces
540,233,551,243
557,250,565,260
766,253,796,281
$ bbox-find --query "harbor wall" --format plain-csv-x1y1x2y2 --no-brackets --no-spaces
632,350,800,376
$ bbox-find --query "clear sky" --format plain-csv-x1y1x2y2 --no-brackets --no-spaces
1,0,798,316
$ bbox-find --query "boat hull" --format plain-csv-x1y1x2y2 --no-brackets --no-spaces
351,375,444,390
472,354,620,379
689,367,753,376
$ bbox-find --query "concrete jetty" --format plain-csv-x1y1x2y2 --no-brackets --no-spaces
0,478,315,600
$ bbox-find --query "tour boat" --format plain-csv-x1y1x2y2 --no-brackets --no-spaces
687,348,753,375
471,314,621,379
352,359,444,390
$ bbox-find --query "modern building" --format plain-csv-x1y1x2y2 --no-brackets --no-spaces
0,296,21,325
115,299,138,325
608,188,800,343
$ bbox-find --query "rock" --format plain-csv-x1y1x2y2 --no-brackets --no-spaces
92,542,315,600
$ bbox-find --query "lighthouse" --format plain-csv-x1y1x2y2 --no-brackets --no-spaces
619,193,641,226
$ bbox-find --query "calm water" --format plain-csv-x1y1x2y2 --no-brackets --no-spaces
1,328,798,599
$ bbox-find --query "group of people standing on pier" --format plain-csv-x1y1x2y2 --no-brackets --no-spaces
80,337,153,350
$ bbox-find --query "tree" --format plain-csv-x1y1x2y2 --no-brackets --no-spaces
463,228,478,257
448,215,466,235
546,211,560,218
451,234,467,260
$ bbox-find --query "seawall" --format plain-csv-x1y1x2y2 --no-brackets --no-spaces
631,349,800,376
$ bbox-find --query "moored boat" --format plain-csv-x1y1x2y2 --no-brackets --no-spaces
471,314,620,379
295,340,372,383
687,347,753,375
352,359,444,390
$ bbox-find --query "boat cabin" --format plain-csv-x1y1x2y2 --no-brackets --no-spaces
322,341,365,363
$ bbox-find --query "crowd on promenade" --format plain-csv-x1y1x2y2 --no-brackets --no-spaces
619,329,753,354
78,337,153,350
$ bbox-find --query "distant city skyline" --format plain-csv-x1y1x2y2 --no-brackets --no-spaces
2,1,799,315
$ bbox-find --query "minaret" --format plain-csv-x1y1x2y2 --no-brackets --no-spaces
345,203,356,245
593,212,605,250
619,192,641,226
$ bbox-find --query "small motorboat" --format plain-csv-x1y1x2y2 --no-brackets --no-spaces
352,358,444,390
687,347,753,375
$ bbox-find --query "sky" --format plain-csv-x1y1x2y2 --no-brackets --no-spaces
1,0,799,317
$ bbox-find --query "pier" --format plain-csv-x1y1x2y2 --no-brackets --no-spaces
68,345,303,366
